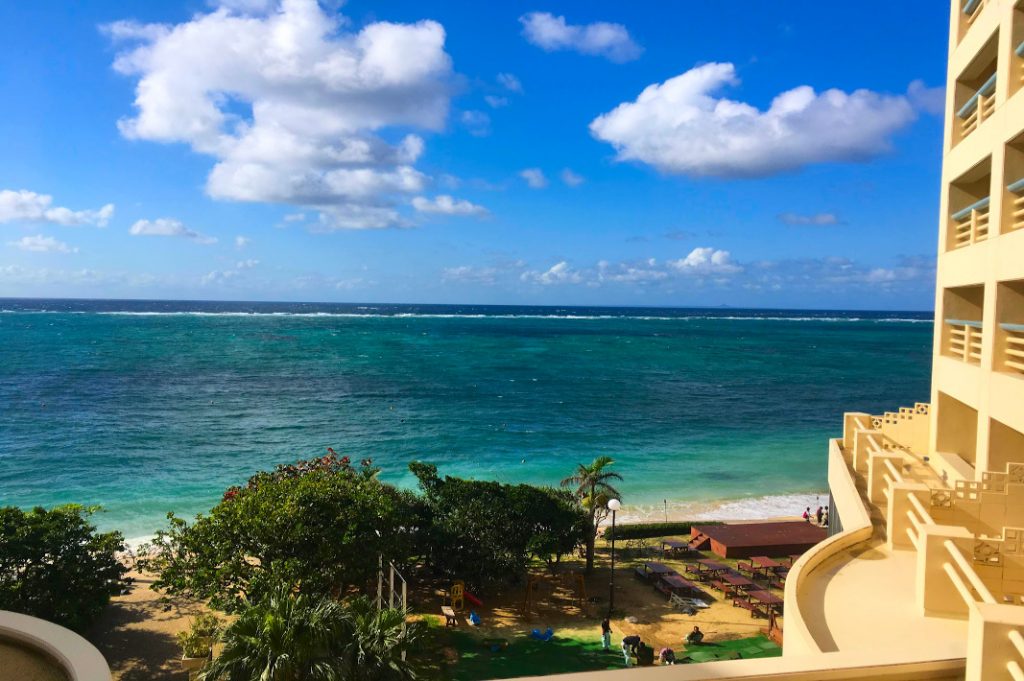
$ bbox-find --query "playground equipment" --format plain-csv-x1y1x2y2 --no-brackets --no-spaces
376,559,408,661
449,580,484,611
522,575,543,615
567,571,587,607
530,627,555,642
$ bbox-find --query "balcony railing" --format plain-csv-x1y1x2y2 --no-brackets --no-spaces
962,0,987,27
1001,323,1024,374
958,73,997,138
946,318,983,364
1010,178,1024,232
951,196,990,247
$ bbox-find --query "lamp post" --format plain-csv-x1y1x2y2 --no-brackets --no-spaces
607,498,621,614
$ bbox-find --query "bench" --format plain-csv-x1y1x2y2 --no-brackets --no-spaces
736,562,755,575
441,606,457,627
634,566,649,580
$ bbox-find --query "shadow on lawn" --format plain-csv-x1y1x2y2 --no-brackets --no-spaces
437,631,622,680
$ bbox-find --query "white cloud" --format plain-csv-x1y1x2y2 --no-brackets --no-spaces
521,261,583,285
235,235,251,248
201,257,260,285
560,168,585,187
105,0,453,230
0,189,114,227
907,80,945,116
282,213,306,223
590,62,917,178
519,12,641,63
461,110,491,137
129,218,217,244
412,195,487,216
484,95,508,109
520,168,548,189
497,72,523,93
442,265,499,285
668,247,742,275
778,212,841,226
7,235,78,253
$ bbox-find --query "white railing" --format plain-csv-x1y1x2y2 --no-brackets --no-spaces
957,73,996,138
1010,178,1024,232
950,196,990,247
944,539,997,605
946,318,983,364
1009,630,1024,681
1002,323,1024,375
904,491,935,549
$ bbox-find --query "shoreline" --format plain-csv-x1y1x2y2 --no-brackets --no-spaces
123,490,831,550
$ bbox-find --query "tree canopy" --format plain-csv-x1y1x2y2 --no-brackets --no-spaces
561,456,622,573
0,504,130,632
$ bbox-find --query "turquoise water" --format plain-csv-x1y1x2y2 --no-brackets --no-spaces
0,300,934,540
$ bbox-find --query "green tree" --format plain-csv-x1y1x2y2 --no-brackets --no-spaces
199,586,417,681
141,455,424,612
561,456,622,574
410,462,585,585
0,505,130,632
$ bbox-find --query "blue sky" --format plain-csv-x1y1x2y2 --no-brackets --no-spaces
0,0,948,309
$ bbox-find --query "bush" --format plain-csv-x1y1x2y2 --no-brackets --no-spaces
0,505,130,632
410,462,587,586
602,520,723,542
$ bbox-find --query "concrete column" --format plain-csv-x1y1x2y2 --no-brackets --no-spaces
916,524,975,617
966,601,1024,681
888,482,931,552
868,452,908,506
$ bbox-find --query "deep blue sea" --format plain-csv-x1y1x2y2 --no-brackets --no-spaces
0,299,934,541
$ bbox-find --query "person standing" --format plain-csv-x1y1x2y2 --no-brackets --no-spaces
815,506,824,525
601,617,612,651
621,639,633,667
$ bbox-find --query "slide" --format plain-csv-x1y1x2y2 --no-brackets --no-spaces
464,590,483,607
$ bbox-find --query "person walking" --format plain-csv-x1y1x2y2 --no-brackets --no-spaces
601,617,612,651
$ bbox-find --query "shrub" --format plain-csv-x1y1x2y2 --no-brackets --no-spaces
0,505,130,632
602,520,723,542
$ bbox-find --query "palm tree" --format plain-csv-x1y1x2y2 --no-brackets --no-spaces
339,596,419,681
198,586,417,681
561,456,622,574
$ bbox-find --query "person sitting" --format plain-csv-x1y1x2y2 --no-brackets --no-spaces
659,648,676,665
622,634,642,655
686,626,704,645
635,643,655,666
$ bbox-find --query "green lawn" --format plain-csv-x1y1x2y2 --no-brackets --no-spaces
427,630,781,680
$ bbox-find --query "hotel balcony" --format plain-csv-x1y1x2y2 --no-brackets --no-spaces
947,159,992,250
958,0,989,44
946,318,984,364
953,34,998,147
997,279,1024,376
1009,177,1024,233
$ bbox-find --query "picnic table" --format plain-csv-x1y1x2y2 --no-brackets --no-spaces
751,556,784,573
441,605,457,627
635,561,677,582
747,590,784,614
662,539,692,557
721,572,755,589
695,559,729,574
658,573,700,597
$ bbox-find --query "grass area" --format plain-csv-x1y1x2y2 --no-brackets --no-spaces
427,630,781,680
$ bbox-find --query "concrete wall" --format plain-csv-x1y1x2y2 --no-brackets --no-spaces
0,610,111,681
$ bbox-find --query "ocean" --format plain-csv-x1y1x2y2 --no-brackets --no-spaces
0,299,934,542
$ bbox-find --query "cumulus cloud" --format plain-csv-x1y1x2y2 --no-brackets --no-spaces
907,80,945,116
235,235,251,248
7,235,78,253
669,247,742,275
130,218,217,244
590,62,918,178
105,0,453,229
521,260,583,285
520,168,548,189
560,168,585,187
201,258,260,285
497,72,523,93
461,110,491,137
0,189,114,227
778,212,841,226
412,195,487,216
519,12,641,62
484,95,508,109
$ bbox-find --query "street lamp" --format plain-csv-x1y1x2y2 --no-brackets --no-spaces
607,498,621,614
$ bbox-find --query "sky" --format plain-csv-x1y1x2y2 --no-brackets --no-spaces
0,0,950,310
